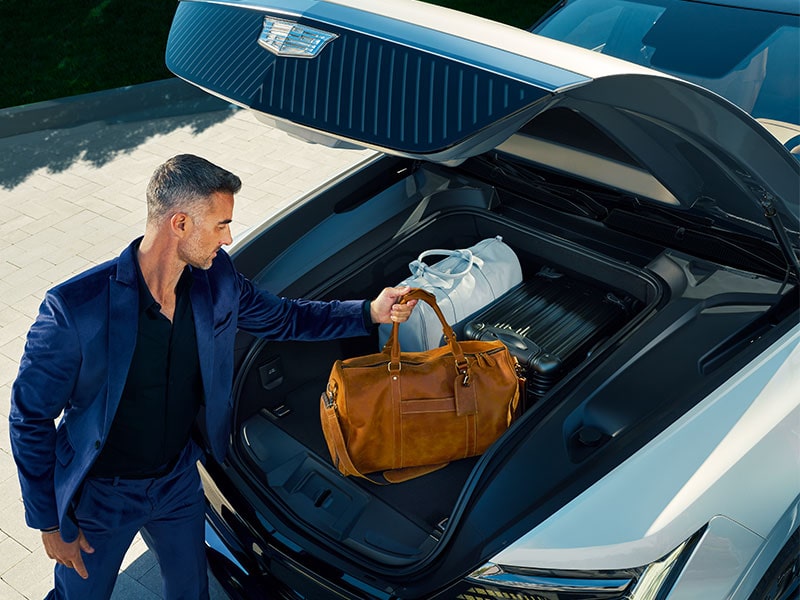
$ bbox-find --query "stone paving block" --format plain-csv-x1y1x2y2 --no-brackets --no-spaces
17,212,68,238
0,312,34,342
0,337,26,365
74,194,124,218
135,562,163,597
0,490,24,531
2,260,52,287
116,212,147,231
76,235,132,264
0,353,22,389
23,197,83,221
0,183,44,202
0,276,49,309
37,255,96,287
0,538,30,577
17,576,51,600
0,234,17,254
0,449,18,484
0,342,25,383
0,577,26,600
2,229,30,246
11,296,45,324
28,174,64,194
110,573,161,600
51,209,101,233
0,257,20,282
40,170,95,191
0,298,34,326
5,239,62,266
0,385,11,421
1,546,52,599
0,215,35,240
0,476,22,512
267,165,316,190
0,498,39,553
89,180,143,208
84,213,134,238
119,535,156,578
110,164,154,187
16,198,56,221
56,181,107,206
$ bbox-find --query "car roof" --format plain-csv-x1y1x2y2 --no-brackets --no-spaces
692,0,800,15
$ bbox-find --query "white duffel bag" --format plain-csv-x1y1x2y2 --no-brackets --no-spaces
379,236,522,352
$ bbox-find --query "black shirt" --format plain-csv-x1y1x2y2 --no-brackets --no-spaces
90,254,203,478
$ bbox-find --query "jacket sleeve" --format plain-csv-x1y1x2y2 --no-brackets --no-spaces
234,271,371,340
9,290,81,530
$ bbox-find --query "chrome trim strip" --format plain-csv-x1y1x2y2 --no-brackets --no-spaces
468,563,633,593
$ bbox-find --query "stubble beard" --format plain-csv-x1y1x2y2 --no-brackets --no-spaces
178,238,217,271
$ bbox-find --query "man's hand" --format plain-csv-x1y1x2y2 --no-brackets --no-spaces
369,286,418,324
42,528,95,579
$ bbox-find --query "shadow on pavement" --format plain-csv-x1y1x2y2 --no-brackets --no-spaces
0,109,234,190
0,79,236,190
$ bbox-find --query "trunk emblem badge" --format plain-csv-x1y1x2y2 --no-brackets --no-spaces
258,17,338,58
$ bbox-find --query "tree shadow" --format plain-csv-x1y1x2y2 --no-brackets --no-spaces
0,84,237,190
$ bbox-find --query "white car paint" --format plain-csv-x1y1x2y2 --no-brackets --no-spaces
492,323,800,571
217,0,664,83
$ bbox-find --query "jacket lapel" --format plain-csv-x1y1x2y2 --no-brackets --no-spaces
190,269,215,404
105,240,141,432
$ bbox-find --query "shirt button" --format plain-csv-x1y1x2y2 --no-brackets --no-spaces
94,440,101,449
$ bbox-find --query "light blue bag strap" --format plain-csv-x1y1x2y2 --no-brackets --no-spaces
409,248,484,279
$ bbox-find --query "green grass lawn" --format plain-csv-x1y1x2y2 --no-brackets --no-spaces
0,0,556,109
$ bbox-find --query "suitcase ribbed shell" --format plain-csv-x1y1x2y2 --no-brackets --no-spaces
464,270,635,398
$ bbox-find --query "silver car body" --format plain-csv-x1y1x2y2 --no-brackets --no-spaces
166,0,800,597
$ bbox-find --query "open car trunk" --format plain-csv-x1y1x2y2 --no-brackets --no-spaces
229,175,657,564
177,127,799,600
221,150,791,577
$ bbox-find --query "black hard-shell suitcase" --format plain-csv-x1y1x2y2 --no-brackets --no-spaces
463,267,636,402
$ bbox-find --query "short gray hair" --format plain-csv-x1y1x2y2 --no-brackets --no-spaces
146,154,242,223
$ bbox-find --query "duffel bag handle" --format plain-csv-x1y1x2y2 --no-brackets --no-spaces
385,288,470,381
410,248,480,280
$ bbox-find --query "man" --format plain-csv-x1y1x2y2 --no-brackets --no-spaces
9,154,416,599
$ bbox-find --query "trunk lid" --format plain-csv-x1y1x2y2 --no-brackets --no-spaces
166,0,799,238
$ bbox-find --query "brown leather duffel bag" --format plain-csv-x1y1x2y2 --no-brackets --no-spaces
320,288,521,483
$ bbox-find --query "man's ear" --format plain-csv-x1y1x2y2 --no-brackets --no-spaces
171,212,190,237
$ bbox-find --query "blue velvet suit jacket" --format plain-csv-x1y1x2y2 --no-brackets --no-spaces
9,238,369,542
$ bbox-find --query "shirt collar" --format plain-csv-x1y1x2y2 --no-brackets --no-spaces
132,240,193,315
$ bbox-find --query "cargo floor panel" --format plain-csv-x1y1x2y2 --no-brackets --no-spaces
239,410,472,563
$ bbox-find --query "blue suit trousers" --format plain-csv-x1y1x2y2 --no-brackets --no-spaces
47,442,209,600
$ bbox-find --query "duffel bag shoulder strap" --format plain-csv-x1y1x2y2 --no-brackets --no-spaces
320,395,372,480
321,394,447,484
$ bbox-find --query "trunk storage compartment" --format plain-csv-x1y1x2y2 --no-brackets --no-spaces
231,208,660,564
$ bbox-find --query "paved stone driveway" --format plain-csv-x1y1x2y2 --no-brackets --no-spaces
0,80,372,599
